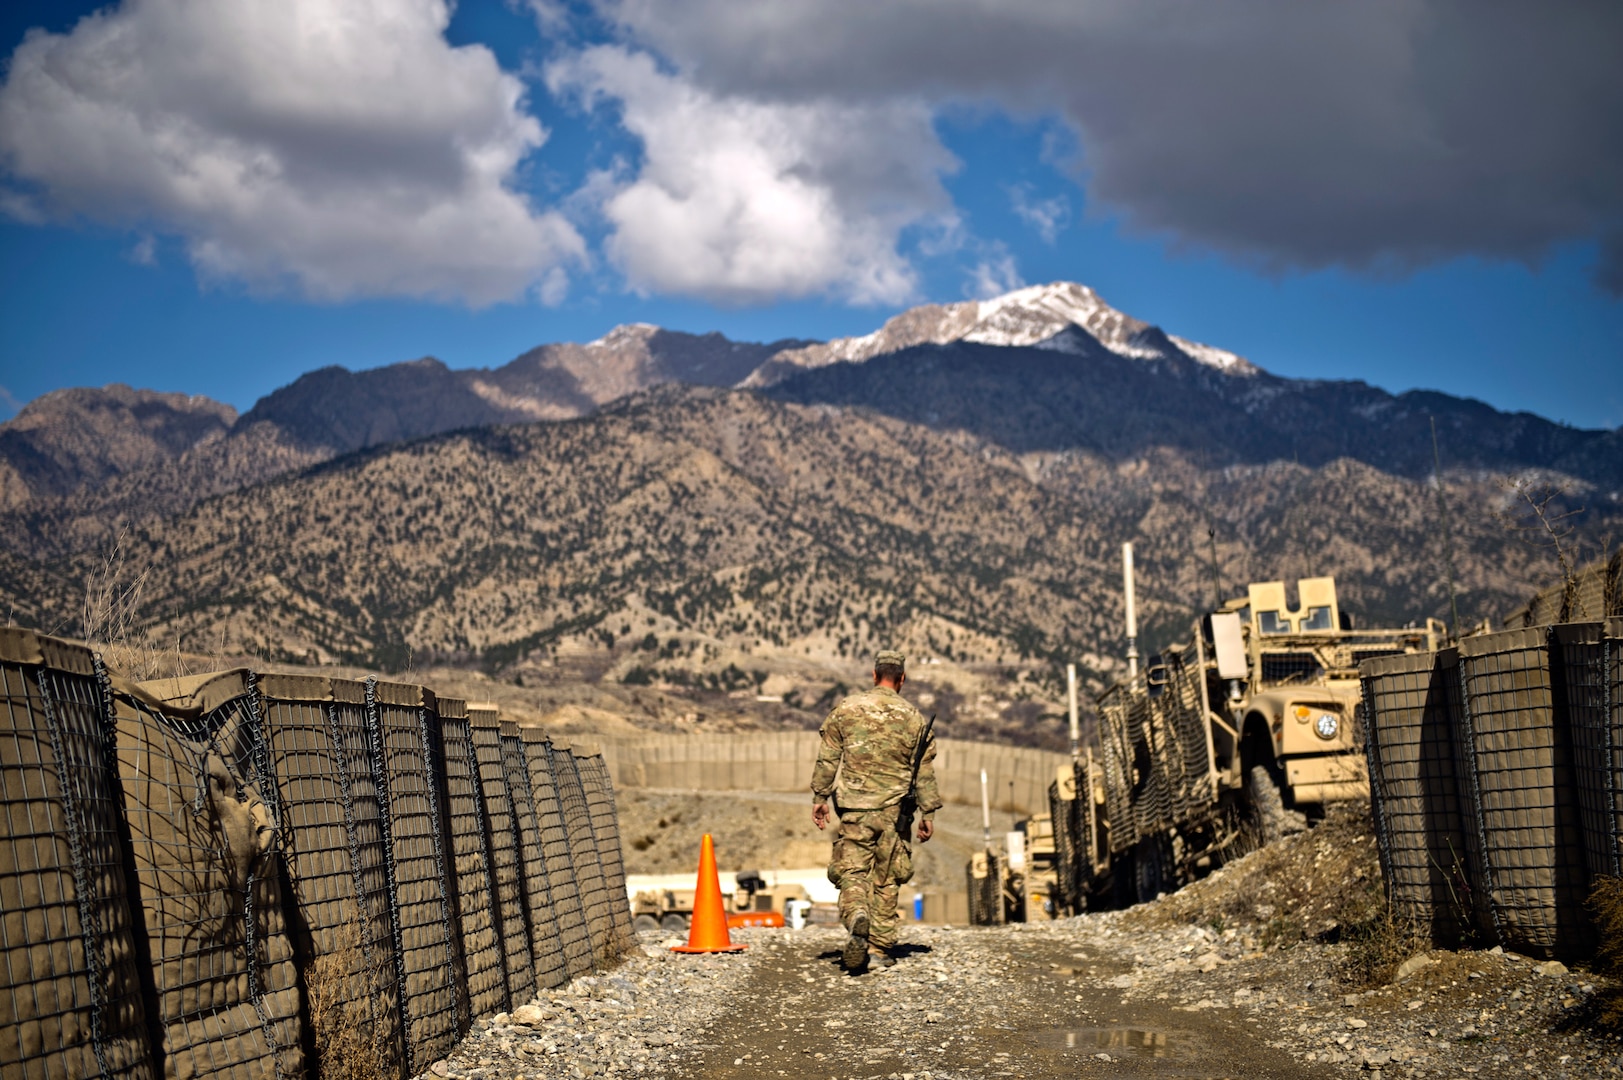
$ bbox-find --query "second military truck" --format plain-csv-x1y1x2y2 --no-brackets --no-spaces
973,574,1444,921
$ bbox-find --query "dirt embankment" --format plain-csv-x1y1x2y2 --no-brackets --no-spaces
1106,802,1622,1076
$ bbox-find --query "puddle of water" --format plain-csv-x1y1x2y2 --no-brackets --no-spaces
1036,1026,1175,1058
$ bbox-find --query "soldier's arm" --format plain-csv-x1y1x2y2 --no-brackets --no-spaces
810,708,844,807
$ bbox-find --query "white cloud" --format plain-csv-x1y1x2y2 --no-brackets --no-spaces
967,250,1024,299
547,46,954,305
597,0,1623,291
522,0,573,36
1009,185,1070,245
127,234,157,266
0,0,584,305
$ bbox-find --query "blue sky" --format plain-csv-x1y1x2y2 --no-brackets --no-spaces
2,0,1619,429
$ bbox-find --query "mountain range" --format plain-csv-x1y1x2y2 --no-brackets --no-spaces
2,282,1615,745
7,282,1617,535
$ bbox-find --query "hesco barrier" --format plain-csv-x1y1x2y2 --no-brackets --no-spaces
1552,622,1623,882
1360,650,1481,944
368,680,462,1069
522,728,594,980
330,678,411,1067
1503,553,1623,629
0,631,635,1080
261,674,406,1075
1361,623,1616,960
469,713,534,1010
499,719,568,992
598,732,1068,816
576,750,638,960
1457,628,1592,958
434,699,505,1024
552,742,616,967
115,670,304,1080
0,630,153,1080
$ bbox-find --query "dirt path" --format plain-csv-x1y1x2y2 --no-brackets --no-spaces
666,924,1334,1080
427,801,1618,1080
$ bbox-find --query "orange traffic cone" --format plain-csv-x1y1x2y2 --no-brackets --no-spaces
671,833,746,953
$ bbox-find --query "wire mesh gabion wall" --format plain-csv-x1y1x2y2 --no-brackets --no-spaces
1360,649,1480,945
574,748,637,961
0,629,153,1080
260,674,406,1076
366,680,463,1071
497,719,568,991
1361,623,1615,961
435,702,507,1024
1551,622,1623,882
522,728,595,979
0,631,637,1080
469,713,535,1008
1457,628,1592,959
551,741,614,966
112,670,304,1080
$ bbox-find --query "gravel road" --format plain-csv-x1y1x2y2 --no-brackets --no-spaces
425,800,1619,1080
419,913,1621,1080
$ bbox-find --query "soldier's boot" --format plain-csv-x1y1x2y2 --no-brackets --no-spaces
868,946,897,969
843,911,870,970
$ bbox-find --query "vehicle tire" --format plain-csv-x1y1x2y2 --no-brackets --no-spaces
633,914,660,933
661,913,689,933
1133,836,1168,905
1108,853,1138,911
1246,763,1306,846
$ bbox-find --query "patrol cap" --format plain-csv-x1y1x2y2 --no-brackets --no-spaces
874,649,905,670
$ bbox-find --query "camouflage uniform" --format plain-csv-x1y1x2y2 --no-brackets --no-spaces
810,677,941,951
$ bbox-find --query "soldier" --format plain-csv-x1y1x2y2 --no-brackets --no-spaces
811,649,941,972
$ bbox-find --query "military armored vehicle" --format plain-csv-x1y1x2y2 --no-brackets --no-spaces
966,812,1068,924
631,871,810,931
1048,574,1444,910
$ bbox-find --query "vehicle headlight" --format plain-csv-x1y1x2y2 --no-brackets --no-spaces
1315,712,1340,740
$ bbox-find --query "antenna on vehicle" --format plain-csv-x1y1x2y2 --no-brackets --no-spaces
1430,416,1463,643
1123,542,1140,679
1207,526,1223,613
980,768,992,850
1066,663,1081,760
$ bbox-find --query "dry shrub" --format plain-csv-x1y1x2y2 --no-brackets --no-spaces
306,921,392,1080
1336,902,1428,989
76,527,204,681
1589,876,1623,1029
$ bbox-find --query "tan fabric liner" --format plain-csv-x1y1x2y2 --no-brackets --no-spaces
0,627,97,674
330,678,368,704
132,668,251,715
374,679,429,708
256,672,332,703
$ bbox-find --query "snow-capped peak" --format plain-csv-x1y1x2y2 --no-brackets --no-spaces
1167,335,1257,375
588,323,660,348
961,281,1160,358
738,281,1261,387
